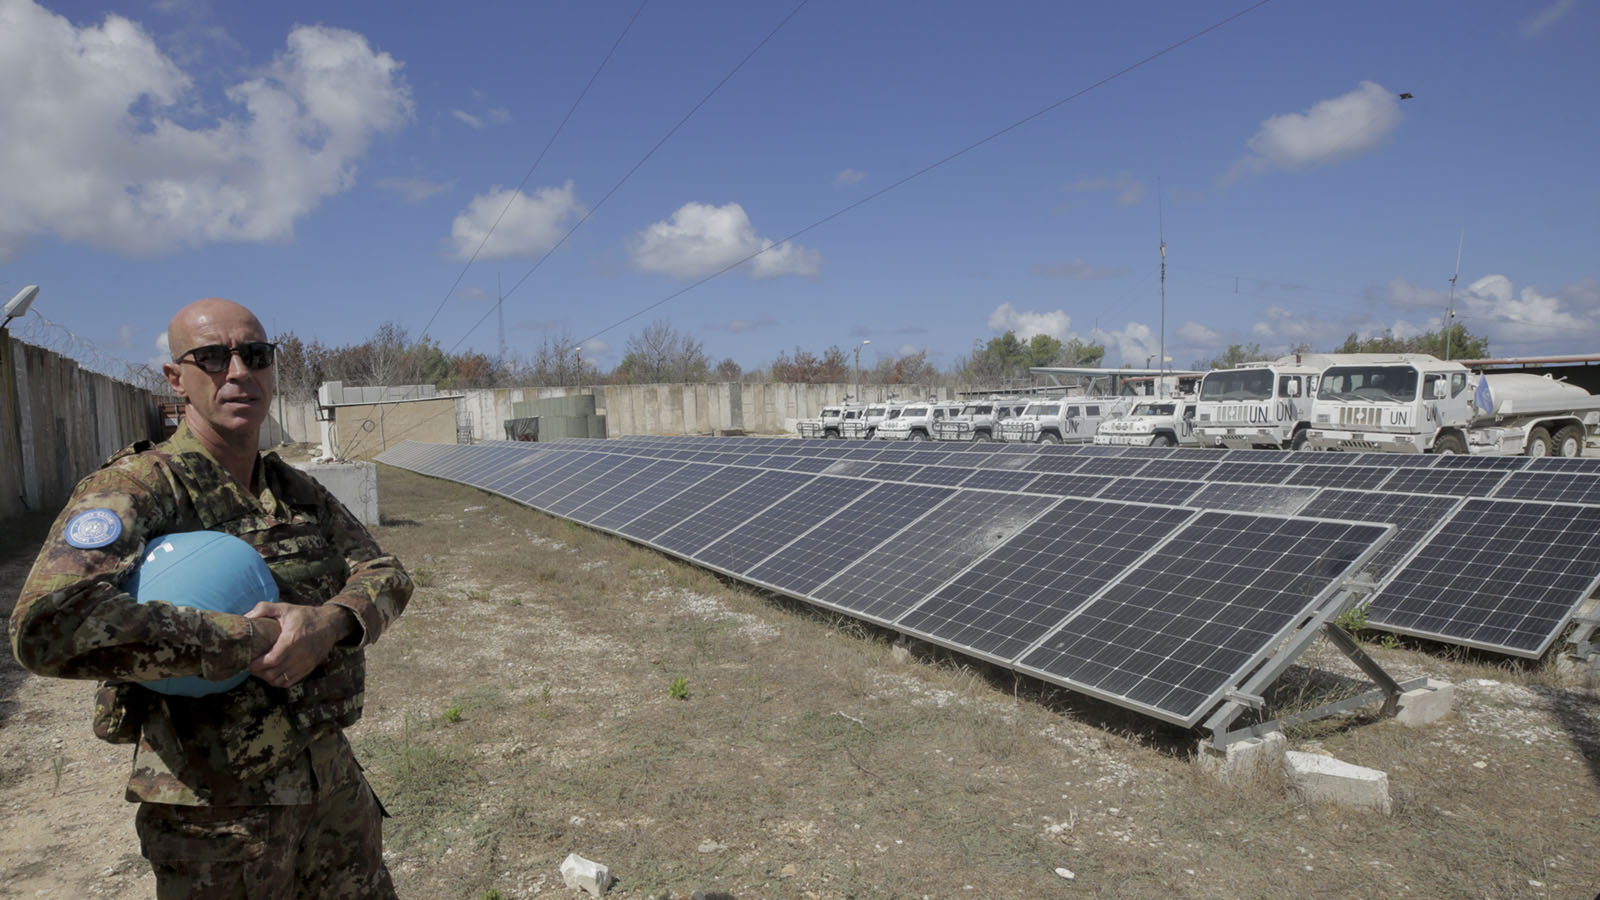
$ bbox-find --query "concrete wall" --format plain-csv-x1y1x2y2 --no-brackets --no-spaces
1,331,162,520
450,382,957,441
328,396,459,459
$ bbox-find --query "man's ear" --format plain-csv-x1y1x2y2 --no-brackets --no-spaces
162,362,187,398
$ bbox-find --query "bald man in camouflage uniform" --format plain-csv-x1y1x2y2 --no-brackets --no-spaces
10,298,412,899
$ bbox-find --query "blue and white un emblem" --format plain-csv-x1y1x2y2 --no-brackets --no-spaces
65,508,123,549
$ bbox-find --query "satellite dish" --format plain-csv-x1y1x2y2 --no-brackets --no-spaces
3,284,39,327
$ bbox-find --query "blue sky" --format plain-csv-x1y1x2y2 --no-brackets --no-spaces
2,0,1596,377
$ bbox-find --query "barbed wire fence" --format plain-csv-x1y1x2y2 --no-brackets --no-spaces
8,310,172,395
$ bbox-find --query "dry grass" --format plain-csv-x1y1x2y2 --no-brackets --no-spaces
353,466,1600,899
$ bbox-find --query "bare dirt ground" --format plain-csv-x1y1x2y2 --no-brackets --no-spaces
3,464,1599,900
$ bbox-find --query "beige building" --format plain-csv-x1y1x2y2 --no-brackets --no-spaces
322,395,459,460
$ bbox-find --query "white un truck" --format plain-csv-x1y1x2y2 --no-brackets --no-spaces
1306,355,1600,456
1193,356,1329,450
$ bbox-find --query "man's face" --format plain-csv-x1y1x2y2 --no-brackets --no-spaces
162,305,274,442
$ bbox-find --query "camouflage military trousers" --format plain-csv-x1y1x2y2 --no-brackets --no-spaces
134,739,395,900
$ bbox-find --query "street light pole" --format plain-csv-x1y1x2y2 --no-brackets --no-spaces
855,339,870,402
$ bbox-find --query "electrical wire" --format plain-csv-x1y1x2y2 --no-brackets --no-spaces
445,0,814,356
572,0,1277,351
418,0,654,344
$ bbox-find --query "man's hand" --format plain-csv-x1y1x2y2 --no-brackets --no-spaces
244,602,354,688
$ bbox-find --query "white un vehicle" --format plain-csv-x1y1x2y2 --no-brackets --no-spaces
1094,396,1199,448
1306,355,1600,456
876,400,962,441
1193,356,1330,450
999,398,1125,444
933,398,1029,442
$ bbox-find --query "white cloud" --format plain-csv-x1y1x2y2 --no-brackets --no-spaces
1088,321,1159,367
987,303,1072,340
451,108,482,128
719,313,778,333
378,176,452,203
1029,259,1128,280
1220,81,1401,184
448,181,585,261
149,329,171,370
630,202,820,280
1175,321,1222,346
1061,172,1146,208
116,323,137,349
1248,305,1354,349
579,337,609,360
833,169,866,187
1522,0,1576,36
0,2,412,258
1452,274,1594,348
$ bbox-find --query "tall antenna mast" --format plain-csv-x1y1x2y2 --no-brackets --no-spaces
1444,230,1463,361
1158,176,1166,396
497,273,507,365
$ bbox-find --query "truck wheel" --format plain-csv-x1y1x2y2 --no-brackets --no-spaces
974,431,992,442
825,428,840,440
910,430,929,442
1526,427,1553,457
1554,424,1585,458
1038,432,1061,445
1433,433,1467,455
1152,434,1177,447
1289,427,1309,451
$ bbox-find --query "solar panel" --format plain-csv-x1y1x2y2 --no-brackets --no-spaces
744,482,955,595
1366,499,1600,657
1074,457,1151,477
897,499,1197,662
695,476,873,574
810,490,1060,623
1096,477,1203,506
565,459,695,525
1207,461,1298,484
1529,456,1600,474
1379,467,1508,497
587,462,722,532
1433,454,1530,470
520,453,639,510
904,465,971,486
544,455,661,516
1353,452,1436,468
1134,458,1220,480
959,469,1041,492
1024,473,1113,497
1017,513,1392,727
823,460,879,477
1492,471,1600,505
1297,489,1461,583
1187,482,1318,515
651,470,817,557
616,467,765,542
1024,454,1089,474
862,462,925,482
1285,464,1391,490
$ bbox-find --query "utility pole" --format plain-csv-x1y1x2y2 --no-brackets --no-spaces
855,339,870,401
1444,230,1463,361
1158,177,1167,397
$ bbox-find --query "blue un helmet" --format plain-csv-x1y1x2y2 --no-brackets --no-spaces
123,531,279,696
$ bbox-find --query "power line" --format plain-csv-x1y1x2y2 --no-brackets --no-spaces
447,0,814,356
418,0,654,344
574,0,1277,351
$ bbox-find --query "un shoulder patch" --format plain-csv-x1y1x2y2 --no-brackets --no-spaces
65,508,123,549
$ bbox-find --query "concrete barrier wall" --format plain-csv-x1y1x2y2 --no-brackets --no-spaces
1,331,161,521
329,397,460,460
450,382,957,440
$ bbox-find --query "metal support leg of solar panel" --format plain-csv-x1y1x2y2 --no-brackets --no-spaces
1199,586,1428,750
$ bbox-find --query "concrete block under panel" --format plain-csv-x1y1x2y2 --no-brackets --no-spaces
295,460,378,525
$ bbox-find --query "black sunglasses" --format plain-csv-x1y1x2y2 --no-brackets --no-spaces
176,341,277,374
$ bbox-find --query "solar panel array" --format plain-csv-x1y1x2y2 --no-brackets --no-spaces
376,435,1600,729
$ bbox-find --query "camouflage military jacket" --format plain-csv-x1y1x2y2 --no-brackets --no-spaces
10,422,411,806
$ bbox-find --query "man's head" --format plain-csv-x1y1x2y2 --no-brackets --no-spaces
162,298,274,448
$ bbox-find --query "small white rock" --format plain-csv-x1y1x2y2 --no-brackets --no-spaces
1055,868,1075,880
559,853,613,898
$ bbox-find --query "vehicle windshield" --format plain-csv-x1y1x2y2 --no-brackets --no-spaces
959,404,990,416
821,407,841,417
886,408,903,419
866,407,885,416
1318,366,1420,403
842,409,860,419
1132,403,1176,416
1199,368,1274,401
902,406,928,417
1025,403,1060,416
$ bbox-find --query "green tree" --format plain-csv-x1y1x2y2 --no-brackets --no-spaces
1197,342,1273,370
1333,322,1489,359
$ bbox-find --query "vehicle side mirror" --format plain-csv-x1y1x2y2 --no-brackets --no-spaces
1430,380,1448,400
1285,381,1300,397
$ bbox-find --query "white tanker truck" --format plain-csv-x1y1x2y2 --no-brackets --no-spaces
1305,355,1600,456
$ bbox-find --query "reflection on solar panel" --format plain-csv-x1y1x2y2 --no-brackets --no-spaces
1380,467,1508,497
899,499,1195,662
745,482,955,594
1285,464,1391,490
1025,473,1113,497
960,469,1041,492
1493,472,1600,505
1096,477,1203,506
1366,500,1600,656
1017,514,1391,726
1298,489,1460,582
812,490,1059,623
1208,461,1298,484
1188,483,1317,515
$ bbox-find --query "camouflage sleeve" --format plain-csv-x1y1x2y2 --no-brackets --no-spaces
309,476,412,649
9,461,257,684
